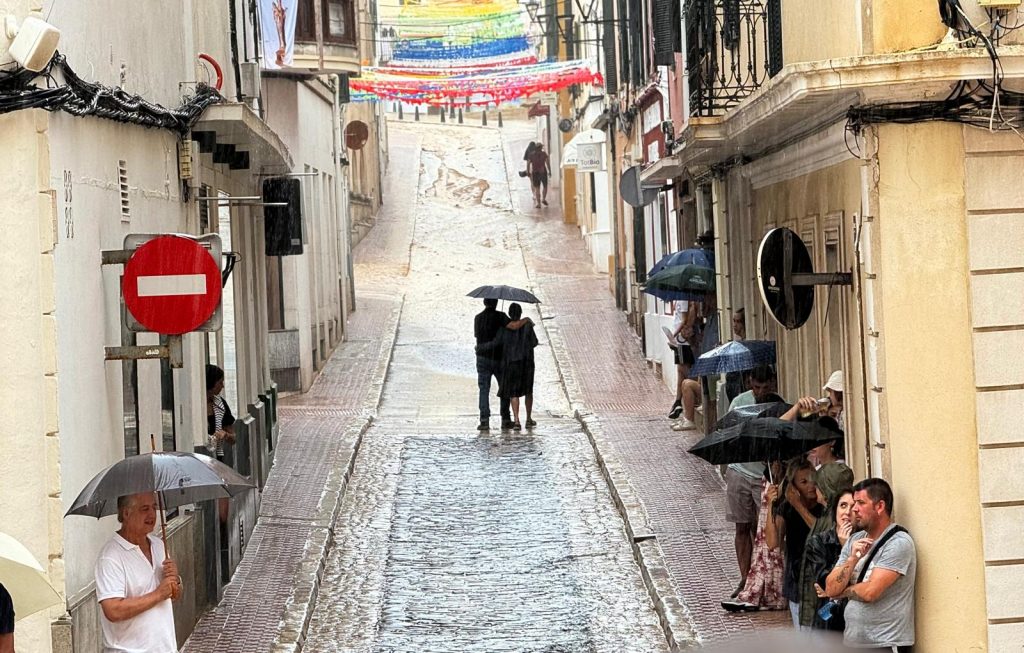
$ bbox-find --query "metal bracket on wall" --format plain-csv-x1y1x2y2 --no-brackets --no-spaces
104,336,184,369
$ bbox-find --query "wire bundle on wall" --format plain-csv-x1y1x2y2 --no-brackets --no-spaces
850,1,1022,137
0,54,221,133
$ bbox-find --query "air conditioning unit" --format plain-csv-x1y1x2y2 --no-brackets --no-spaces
240,61,261,102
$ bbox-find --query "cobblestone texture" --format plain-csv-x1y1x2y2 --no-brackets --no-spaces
499,131,792,641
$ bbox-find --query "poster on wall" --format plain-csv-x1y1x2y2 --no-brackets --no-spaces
577,143,604,172
261,0,298,70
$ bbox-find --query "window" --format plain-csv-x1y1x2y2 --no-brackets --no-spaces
296,0,356,46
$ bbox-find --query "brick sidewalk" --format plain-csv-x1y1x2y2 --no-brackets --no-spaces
182,130,422,653
508,161,790,641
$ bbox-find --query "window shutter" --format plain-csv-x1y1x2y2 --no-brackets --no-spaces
604,0,620,95
652,0,681,66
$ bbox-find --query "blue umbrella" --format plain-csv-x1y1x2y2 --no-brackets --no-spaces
689,340,777,377
647,248,713,278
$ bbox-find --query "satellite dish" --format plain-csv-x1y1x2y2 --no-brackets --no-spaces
344,121,369,150
619,165,659,208
757,227,853,330
558,118,574,133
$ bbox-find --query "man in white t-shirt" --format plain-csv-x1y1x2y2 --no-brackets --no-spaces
95,492,180,653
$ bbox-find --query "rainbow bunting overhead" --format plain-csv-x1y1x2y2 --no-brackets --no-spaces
355,0,602,106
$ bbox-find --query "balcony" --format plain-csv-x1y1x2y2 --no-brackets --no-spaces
684,0,782,117
289,0,360,75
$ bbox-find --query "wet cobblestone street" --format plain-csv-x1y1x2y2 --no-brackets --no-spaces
185,119,786,653
302,123,668,652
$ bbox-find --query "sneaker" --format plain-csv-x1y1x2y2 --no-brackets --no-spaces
477,421,490,431
671,418,697,431
668,404,683,419
721,600,758,613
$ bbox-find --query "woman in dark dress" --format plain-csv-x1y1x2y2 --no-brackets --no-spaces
477,303,538,430
207,364,236,525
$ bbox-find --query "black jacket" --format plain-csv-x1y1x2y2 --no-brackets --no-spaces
803,529,845,631
475,308,509,362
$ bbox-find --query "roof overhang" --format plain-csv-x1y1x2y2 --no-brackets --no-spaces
194,102,293,171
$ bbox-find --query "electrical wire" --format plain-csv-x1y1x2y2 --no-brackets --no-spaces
0,53,221,133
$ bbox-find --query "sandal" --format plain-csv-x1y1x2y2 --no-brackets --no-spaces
525,419,537,427
513,421,522,430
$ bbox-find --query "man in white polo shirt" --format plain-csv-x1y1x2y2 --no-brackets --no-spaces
95,492,180,653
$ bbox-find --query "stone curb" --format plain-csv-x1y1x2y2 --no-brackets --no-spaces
270,293,406,653
531,297,699,652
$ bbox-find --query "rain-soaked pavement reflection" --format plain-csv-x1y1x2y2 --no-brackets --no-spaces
302,124,668,652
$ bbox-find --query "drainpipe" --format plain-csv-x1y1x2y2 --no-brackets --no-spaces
856,126,883,477
228,0,243,101
332,74,354,321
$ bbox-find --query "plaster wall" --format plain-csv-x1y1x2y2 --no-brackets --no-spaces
781,0,862,65
868,0,946,54
262,78,346,391
0,108,59,653
962,126,1024,651
875,122,987,652
47,112,199,599
747,158,866,476
48,0,236,107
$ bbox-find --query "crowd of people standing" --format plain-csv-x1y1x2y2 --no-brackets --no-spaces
673,309,918,650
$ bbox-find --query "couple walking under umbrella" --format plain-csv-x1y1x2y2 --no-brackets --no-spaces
470,285,540,431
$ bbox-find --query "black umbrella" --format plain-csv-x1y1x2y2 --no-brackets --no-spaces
688,416,843,467
65,450,255,545
466,285,540,304
714,400,791,431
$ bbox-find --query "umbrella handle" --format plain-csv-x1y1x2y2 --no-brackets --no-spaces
149,435,169,549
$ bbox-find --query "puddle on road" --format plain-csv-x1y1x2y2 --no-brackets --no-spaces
304,431,669,653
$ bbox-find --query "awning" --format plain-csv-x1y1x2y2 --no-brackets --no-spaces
639,155,686,184
193,102,293,171
561,129,607,168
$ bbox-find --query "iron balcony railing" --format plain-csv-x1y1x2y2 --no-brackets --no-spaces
684,0,783,117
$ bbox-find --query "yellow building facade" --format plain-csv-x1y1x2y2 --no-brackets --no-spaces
645,0,1024,649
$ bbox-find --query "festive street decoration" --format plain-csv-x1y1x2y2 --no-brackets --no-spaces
356,0,602,106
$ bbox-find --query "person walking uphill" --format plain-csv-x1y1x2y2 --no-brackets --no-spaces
474,298,513,431
526,143,551,208
477,302,539,430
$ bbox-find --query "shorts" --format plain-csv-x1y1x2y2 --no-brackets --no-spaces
531,172,548,188
673,344,695,367
725,468,763,524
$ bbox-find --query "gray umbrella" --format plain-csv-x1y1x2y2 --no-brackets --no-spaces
466,285,540,304
65,451,254,519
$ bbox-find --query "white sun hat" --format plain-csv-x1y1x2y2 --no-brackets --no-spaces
823,370,844,394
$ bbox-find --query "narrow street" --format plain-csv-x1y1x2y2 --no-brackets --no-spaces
185,119,786,653
302,123,668,652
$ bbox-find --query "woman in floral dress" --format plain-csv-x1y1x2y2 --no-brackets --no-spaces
723,463,786,611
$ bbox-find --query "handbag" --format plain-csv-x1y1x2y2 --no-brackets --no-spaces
818,525,909,625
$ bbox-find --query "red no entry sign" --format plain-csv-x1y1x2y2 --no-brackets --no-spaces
122,235,222,335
